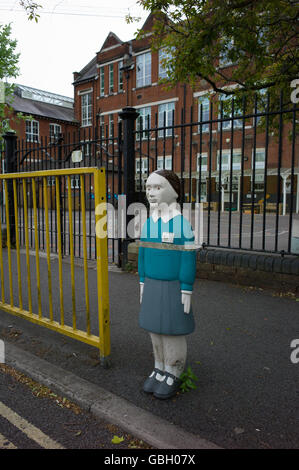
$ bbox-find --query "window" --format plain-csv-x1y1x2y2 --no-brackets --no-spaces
100,67,105,96
26,120,39,142
81,92,92,127
251,173,265,192
71,175,80,189
66,175,80,189
157,156,172,170
136,158,148,174
136,107,151,139
219,37,234,68
109,64,114,94
218,95,242,130
217,149,242,171
99,115,105,139
158,102,175,137
136,52,151,88
81,141,91,157
198,96,210,133
118,61,123,92
159,48,172,80
253,148,265,169
49,123,61,142
109,114,114,138
197,153,208,172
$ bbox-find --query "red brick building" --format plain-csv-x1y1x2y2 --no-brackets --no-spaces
73,13,299,214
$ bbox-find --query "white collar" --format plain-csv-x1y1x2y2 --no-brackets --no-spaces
150,202,181,223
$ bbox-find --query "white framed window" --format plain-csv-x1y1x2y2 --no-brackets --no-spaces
71,174,80,189
253,148,265,169
198,96,210,133
109,64,114,94
26,120,39,142
157,155,172,170
118,61,123,92
136,52,151,88
136,107,151,140
99,115,105,139
217,149,242,171
81,92,92,127
66,174,80,189
81,141,91,157
218,95,242,130
136,158,148,174
108,114,114,138
158,102,175,137
100,67,105,96
197,153,208,172
49,123,61,142
158,48,172,80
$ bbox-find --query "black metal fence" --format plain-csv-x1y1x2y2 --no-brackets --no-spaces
134,93,299,255
1,92,299,264
0,126,122,264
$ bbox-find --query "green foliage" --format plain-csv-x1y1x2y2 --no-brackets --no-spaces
179,366,198,393
124,262,134,272
0,24,20,139
136,0,299,107
19,0,41,22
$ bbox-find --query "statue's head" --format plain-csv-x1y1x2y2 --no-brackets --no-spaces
145,169,180,207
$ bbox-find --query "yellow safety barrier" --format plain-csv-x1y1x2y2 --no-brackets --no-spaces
0,168,110,362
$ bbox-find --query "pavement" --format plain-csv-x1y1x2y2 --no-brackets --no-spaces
0,250,299,449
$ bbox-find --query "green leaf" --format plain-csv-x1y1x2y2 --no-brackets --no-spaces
111,435,124,444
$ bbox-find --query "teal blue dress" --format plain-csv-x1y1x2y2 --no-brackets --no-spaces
138,215,196,335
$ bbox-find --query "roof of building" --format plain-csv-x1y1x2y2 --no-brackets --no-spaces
8,84,76,122
73,56,97,85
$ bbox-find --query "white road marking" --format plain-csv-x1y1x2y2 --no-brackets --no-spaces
0,432,17,449
0,401,64,449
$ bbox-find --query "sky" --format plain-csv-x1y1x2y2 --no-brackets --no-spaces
0,0,148,98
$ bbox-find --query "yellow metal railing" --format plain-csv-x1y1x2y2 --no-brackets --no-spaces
0,167,110,361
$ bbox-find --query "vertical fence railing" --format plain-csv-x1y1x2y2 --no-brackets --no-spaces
132,92,299,255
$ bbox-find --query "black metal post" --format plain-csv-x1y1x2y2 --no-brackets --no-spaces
3,131,17,246
118,106,139,268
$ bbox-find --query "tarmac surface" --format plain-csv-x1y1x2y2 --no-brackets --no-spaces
0,251,298,449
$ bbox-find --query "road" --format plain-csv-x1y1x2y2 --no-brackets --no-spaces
0,363,152,450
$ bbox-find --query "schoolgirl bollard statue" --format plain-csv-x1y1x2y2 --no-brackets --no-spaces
138,169,197,399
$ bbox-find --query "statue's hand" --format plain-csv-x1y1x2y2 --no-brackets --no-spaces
140,282,144,304
181,291,192,314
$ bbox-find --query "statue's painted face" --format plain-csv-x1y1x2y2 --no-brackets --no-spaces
146,172,178,207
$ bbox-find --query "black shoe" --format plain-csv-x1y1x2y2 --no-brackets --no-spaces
153,372,181,400
143,368,165,394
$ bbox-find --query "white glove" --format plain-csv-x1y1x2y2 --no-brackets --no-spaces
181,290,192,314
140,282,144,304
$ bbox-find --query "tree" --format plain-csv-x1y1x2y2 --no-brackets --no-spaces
0,2,41,136
19,1,41,22
0,24,20,136
135,0,299,107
